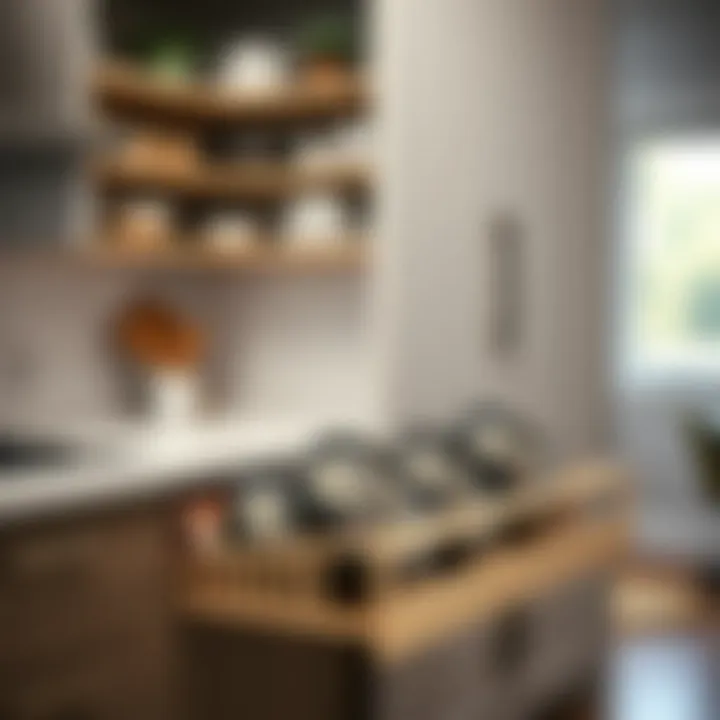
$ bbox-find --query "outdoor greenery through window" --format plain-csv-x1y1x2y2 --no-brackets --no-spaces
628,140,720,373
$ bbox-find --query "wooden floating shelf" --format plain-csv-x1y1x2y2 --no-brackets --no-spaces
94,161,371,202
95,64,368,127
79,241,368,274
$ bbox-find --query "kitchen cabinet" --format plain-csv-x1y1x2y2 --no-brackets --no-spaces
375,0,607,451
0,504,177,720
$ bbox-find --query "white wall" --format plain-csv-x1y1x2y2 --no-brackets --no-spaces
0,262,206,422
377,0,608,459
208,276,376,421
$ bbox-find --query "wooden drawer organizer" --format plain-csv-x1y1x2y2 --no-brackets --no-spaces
184,462,630,615
183,463,630,720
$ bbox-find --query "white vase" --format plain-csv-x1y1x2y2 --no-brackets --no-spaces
203,212,259,252
217,38,288,93
282,193,347,246
147,370,198,423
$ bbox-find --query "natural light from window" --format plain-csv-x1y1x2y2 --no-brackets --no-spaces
626,140,720,378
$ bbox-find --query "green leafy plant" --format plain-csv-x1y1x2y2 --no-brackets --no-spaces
296,15,357,65
121,26,202,77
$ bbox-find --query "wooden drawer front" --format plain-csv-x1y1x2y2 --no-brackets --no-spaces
0,512,171,668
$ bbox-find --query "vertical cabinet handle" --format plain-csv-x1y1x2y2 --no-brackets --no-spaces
487,212,525,358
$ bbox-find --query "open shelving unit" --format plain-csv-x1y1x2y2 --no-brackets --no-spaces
79,238,368,274
94,63,369,128
84,0,377,426
90,61,372,274
94,159,370,203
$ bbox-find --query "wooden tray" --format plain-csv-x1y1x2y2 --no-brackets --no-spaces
184,462,630,608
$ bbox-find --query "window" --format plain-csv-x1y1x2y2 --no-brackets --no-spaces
626,140,720,376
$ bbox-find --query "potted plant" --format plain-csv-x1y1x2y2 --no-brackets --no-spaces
121,25,201,84
295,15,357,91
114,297,206,423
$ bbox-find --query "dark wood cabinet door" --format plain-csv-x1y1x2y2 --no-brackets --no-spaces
0,506,176,720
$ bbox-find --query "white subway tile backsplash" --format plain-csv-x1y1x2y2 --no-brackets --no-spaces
0,263,372,424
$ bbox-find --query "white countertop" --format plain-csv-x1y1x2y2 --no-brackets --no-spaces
0,415,383,525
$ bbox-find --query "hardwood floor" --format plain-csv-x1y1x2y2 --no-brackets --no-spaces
606,564,717,720
615,562,718,637
537,636,718,720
